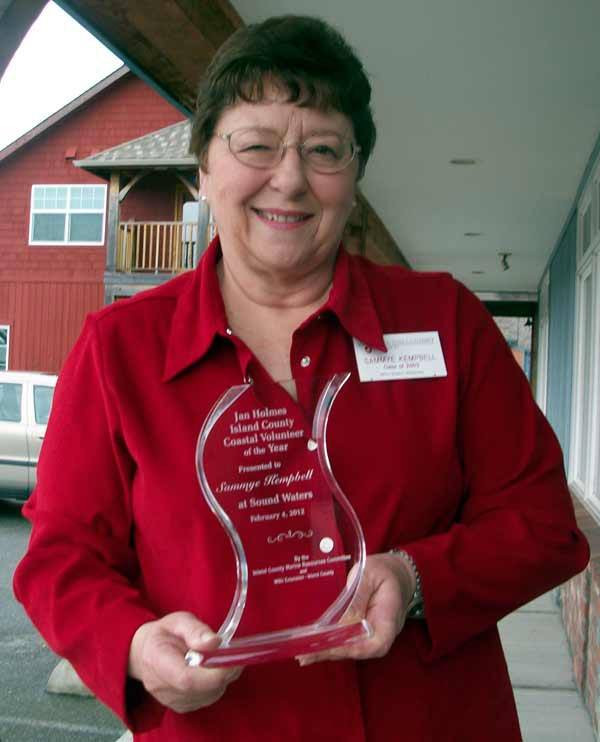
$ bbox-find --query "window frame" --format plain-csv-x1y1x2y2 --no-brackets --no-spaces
577,158,600,264
0,325,9,371
570,160,600,514
578,194,593,263
569,256,600,502
29,184,107,246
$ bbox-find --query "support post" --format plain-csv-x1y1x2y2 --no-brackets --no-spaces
106,171,121,273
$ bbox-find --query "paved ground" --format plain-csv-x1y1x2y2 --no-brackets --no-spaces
0,500,126,742
499,591,595,741
1,499,596,741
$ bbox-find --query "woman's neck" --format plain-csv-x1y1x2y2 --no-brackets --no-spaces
217,255,334,323
217,254,335,384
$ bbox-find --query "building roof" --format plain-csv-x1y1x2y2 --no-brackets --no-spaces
74,120,197,172
0,66,130,165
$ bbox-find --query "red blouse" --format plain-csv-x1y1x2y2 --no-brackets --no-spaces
14,238,589,741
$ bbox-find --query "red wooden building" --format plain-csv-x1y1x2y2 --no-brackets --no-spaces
0,67,186,373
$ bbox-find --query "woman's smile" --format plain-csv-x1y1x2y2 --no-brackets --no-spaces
251,207,314,230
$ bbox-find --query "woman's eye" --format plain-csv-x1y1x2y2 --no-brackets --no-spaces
239,142,276,152
307,144,342,160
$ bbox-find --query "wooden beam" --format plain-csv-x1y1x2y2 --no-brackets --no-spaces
345,191,410,266
56,0,242,110
169,0,243,48
359,191,410,267
175,173,198,200
119,170,149,202
0,0,46,80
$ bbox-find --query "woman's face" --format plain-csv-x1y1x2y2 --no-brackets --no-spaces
200,90,358,284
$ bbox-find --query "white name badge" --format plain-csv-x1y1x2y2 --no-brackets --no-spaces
353,332,448,382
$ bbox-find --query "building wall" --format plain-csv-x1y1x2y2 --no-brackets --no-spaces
551,215,600,727
0,73,184,373
551,135,600,735
561,556,600,734
545,212,576,460
1,281,103,372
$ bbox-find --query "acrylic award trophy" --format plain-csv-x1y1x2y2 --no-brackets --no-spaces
185,372,370,668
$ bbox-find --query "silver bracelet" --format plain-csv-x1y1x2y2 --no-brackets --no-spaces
389,549,425,619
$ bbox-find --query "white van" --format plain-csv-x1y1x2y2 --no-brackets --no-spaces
0,371,57,500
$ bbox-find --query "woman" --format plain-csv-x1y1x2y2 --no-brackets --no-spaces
14,15,588,741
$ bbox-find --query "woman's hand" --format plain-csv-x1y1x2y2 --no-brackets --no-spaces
298,552,416,665
128,612,242,713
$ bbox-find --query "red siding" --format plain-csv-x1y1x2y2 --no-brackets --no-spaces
0,73,185,372
0,281,104,373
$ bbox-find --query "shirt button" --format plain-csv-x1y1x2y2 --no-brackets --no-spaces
225,327,233,336
307,439,318,451
244,375,254,385
300,356,311,368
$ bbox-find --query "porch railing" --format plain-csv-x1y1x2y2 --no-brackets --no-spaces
116,221,199,273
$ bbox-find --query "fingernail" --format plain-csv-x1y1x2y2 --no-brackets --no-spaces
198,631,215,643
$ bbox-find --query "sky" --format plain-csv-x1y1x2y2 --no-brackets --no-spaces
0,2,122,151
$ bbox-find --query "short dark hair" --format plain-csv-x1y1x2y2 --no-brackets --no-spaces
190,15,376,178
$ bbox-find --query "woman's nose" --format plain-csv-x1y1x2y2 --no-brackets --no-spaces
268,146,309,196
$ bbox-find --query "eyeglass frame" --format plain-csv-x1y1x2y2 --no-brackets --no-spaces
215,127,361,174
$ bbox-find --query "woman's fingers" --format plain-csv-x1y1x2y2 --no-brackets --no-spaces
297,552,414,665
128,612,243,713
162,611,220,650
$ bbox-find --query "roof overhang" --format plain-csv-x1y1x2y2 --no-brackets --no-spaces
74,158,198,181
75,157,197,169
53,0,243,113
0,0,46,80
73,119,198,178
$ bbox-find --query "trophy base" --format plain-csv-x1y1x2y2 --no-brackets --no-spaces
185,619,372,668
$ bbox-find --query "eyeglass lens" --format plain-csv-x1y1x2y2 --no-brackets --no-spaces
226,128,355,172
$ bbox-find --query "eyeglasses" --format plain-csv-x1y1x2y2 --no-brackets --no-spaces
216,127,360,174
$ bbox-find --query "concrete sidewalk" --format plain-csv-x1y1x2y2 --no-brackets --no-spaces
499,591,595,741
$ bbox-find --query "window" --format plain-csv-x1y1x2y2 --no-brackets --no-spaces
570,158,600,510
0,326,8,370
0,383,22,423
29,184,107,245
33,385,54,425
